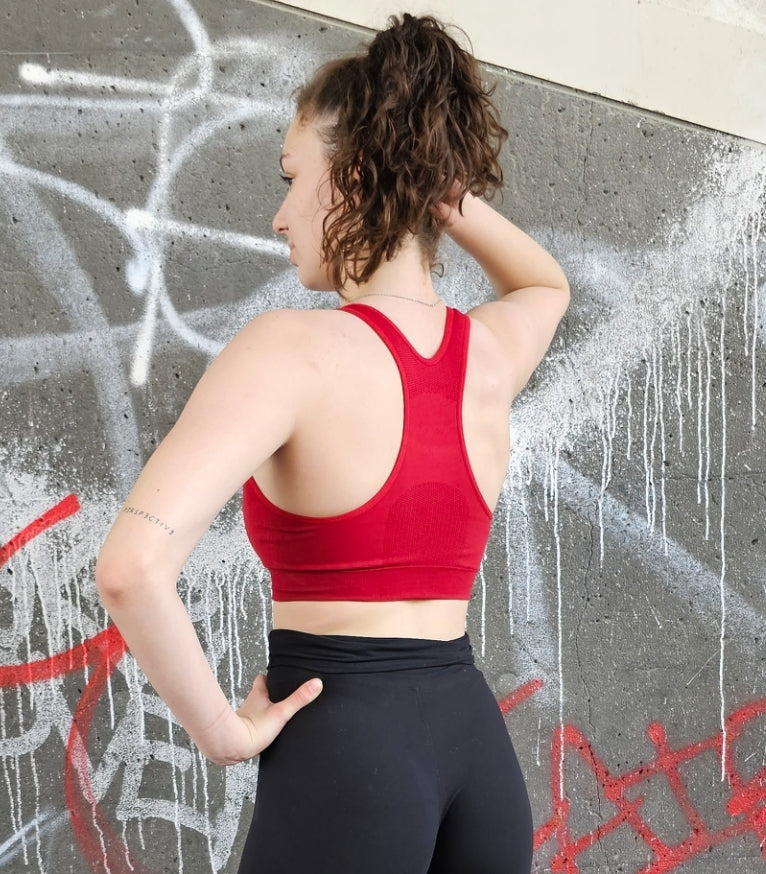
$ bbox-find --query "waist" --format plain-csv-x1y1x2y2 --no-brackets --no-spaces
267,628,474,674
272,598,468,640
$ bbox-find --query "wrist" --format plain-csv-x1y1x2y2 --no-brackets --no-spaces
194,704,251,766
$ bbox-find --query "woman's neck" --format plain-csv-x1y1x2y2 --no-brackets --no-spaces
340,237,438,306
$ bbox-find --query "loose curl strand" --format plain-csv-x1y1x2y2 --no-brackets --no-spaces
295,13,508,289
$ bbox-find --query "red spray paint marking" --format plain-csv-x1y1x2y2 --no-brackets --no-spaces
1,497,150,874
533,700,766,873
498,678,544,715
4,499,765,873
0,493,80,566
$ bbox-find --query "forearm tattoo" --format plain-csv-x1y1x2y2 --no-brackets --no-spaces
120,505,175,535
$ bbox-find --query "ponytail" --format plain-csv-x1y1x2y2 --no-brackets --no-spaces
295,14,507,288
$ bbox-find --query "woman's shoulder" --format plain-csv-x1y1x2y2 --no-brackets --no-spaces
235,306,343,343
230,306,356,370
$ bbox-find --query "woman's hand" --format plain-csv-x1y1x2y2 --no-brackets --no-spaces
232,674,323,762
431,186,471,230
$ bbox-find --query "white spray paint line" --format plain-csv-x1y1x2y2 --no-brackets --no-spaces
18,63,173,96
0,178,143,491
656,345,669,553
166,710,184,874
169,0,214,97
0,809,65,866
751,203,763,430
129,99,286,384
685,311,694,420
598,386,609,563
478,558,487,659
0,157,286,268
0,94,166,112
642,355,654,531
559,461,764,637
132,24,263,384
551,447,565,801
650,346,660,534
625,371,633,460
703,317,713,541
498,481,571,705
11,753,24,867
7,23,290,394
256,567,270,659
0,491,257,867
504,498,514,637
125,209,289,257
511,147,766,469
0,708,23,865
718,275,729,779
28,743,44,874
120,820,136,872
695,320,705,509
671,323,684,457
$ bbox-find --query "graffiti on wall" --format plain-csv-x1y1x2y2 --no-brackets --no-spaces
1,0,765,871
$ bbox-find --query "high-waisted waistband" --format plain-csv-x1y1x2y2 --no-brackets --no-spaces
267,628,474,674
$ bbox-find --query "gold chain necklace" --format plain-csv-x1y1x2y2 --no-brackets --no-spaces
359,292,443,308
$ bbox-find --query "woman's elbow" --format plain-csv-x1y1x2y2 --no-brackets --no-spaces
95,546,157,606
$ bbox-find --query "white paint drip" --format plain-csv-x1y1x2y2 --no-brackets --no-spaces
504,495,514,636
672,322,685,456
751,204,763,429
551,448,565,801
656,346,669,553
642,355,655,530
718,272,729,779
702,318,713,540
478,559,487,659
28,746,44,874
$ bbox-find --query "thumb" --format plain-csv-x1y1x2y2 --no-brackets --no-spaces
272,677,323,725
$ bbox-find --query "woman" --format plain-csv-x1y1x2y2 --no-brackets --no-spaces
96,13,569,874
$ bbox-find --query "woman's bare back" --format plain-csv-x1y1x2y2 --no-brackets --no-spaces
252,302,514,638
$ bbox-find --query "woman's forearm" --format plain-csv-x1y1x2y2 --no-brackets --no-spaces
97,572,247,765
445,193,569,299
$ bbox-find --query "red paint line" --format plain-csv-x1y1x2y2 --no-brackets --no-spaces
0,626,125,688
64,630,151,874
0,493,80,567
535,699,766,873
1,494,150,873
498,678,544,714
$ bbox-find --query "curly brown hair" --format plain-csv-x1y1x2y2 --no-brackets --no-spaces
294,13,508,289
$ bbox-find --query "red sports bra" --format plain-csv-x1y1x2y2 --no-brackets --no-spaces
242,303,493,601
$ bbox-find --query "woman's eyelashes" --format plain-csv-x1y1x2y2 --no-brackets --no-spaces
279,173,293,187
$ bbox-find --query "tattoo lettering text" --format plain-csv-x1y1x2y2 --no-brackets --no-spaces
120,505,175,535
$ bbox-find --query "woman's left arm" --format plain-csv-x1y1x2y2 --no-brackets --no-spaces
95,310,321,765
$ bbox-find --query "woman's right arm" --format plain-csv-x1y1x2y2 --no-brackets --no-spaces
441,193,570,397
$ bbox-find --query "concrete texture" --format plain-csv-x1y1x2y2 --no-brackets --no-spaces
1,1,764,872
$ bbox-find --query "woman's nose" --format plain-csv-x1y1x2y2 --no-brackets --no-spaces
272,201,287,235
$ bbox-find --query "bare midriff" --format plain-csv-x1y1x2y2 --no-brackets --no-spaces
272,599,469,640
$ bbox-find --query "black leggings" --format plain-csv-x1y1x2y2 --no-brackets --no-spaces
238,630,533,874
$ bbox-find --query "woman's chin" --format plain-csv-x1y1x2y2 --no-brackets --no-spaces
297,269,335,294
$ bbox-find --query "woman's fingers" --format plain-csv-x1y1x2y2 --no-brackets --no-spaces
270,678,323,726
235,675,323,758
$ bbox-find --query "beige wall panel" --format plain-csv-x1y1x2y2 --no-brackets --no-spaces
273,0,766,144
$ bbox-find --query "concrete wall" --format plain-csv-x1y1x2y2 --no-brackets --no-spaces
1,1,764,872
